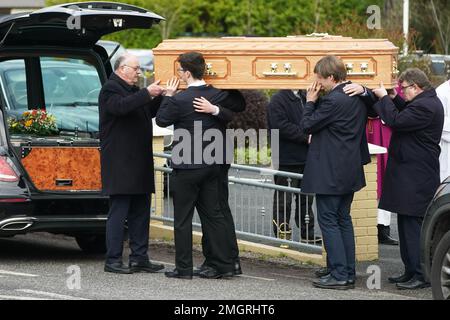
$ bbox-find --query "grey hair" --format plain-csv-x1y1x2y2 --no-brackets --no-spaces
114,55,127,71
399,68,432,90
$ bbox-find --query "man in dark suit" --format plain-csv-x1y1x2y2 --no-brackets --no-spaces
370,69,444,290
301,55,370,290
192,88,246,276
156,52,238,279
267,90,320,244
99,53,165,274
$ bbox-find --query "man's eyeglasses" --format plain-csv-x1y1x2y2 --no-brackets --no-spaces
124,65,141,72
400,83,415,91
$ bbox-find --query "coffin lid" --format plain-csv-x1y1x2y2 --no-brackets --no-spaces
153,35,398,55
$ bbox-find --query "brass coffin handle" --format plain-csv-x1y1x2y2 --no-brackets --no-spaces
345,62,376,76
263,62,297,77
204,63,217,76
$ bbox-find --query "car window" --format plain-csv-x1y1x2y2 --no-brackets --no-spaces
0,59,28,111
0,57,102,137
40,57,101,135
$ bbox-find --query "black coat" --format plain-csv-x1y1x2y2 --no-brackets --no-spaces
156,85,244,169
267,90,309,165
301,83,370,195
98,73,162,195
372,91,444,216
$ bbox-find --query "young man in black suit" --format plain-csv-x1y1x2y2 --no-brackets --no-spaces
302,55,371,290
156,52,242,279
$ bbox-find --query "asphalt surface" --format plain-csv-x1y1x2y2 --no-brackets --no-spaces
0,231,432,301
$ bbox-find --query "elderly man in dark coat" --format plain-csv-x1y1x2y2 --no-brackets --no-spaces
371,68,444,290
99,53,165,274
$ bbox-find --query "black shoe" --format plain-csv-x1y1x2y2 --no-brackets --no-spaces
104,262,132,274
234,259,243,276
199,267,234,279
396,277,430,290
388,273,414,283
129,260,164,273
164,268,193,280
193,263,208,276
312,275,350,290
378,225,399,245
315,267,331,278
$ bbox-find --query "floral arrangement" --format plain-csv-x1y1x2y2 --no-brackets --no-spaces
8,109,58,136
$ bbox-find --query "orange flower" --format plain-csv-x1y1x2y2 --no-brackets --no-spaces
25,120,33,127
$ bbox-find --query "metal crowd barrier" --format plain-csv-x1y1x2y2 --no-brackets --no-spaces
152,152,322,254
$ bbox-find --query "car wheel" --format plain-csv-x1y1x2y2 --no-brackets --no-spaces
431,230,450,300
75,234,106,254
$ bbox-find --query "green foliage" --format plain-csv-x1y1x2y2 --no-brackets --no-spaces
234,146,271,166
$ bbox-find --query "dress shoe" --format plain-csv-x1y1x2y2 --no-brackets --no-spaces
199,266,234,279
312,275,351,290
234,259,243,276
193,263,208,276
388,273,414,283
378,224,399,245
320,273,356,289
315,267,331,278
396,277,430,290
129,260,164,273
104,262,132,274
164,268,193,280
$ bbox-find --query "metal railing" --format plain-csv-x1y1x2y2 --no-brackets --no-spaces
152,152,322,254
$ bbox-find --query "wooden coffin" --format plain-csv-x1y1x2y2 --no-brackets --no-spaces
21,147,101,192
153,35,399,89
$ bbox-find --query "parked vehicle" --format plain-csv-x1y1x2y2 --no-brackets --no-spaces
127,48,154,73
421,177,450,300
97,40,128,69
0,2,163,253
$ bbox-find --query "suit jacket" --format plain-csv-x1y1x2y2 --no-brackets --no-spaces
373,91,444,216
300,82,370,195
98,73,162,195
156,85,244,169
267,90,309,165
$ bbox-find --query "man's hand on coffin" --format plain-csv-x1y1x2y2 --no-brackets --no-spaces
164,77,180,97
306,81,321,103
193,97,219,114
372,81,388,99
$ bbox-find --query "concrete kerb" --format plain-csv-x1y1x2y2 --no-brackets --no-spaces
149,221,324,266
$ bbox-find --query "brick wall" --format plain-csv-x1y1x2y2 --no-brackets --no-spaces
152,137,165,217
352,154,379,261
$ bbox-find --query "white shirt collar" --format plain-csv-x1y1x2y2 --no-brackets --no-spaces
188,80,207,88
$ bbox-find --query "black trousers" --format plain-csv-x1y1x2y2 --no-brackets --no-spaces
106,194,151,265
171,166,234,274
272,164,315,238
316,193,355,282
202,164,240,263
397,214,424,279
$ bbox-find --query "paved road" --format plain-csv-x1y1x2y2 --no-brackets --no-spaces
0,232,431,301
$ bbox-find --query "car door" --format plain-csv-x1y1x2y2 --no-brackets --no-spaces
0,1,164,47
